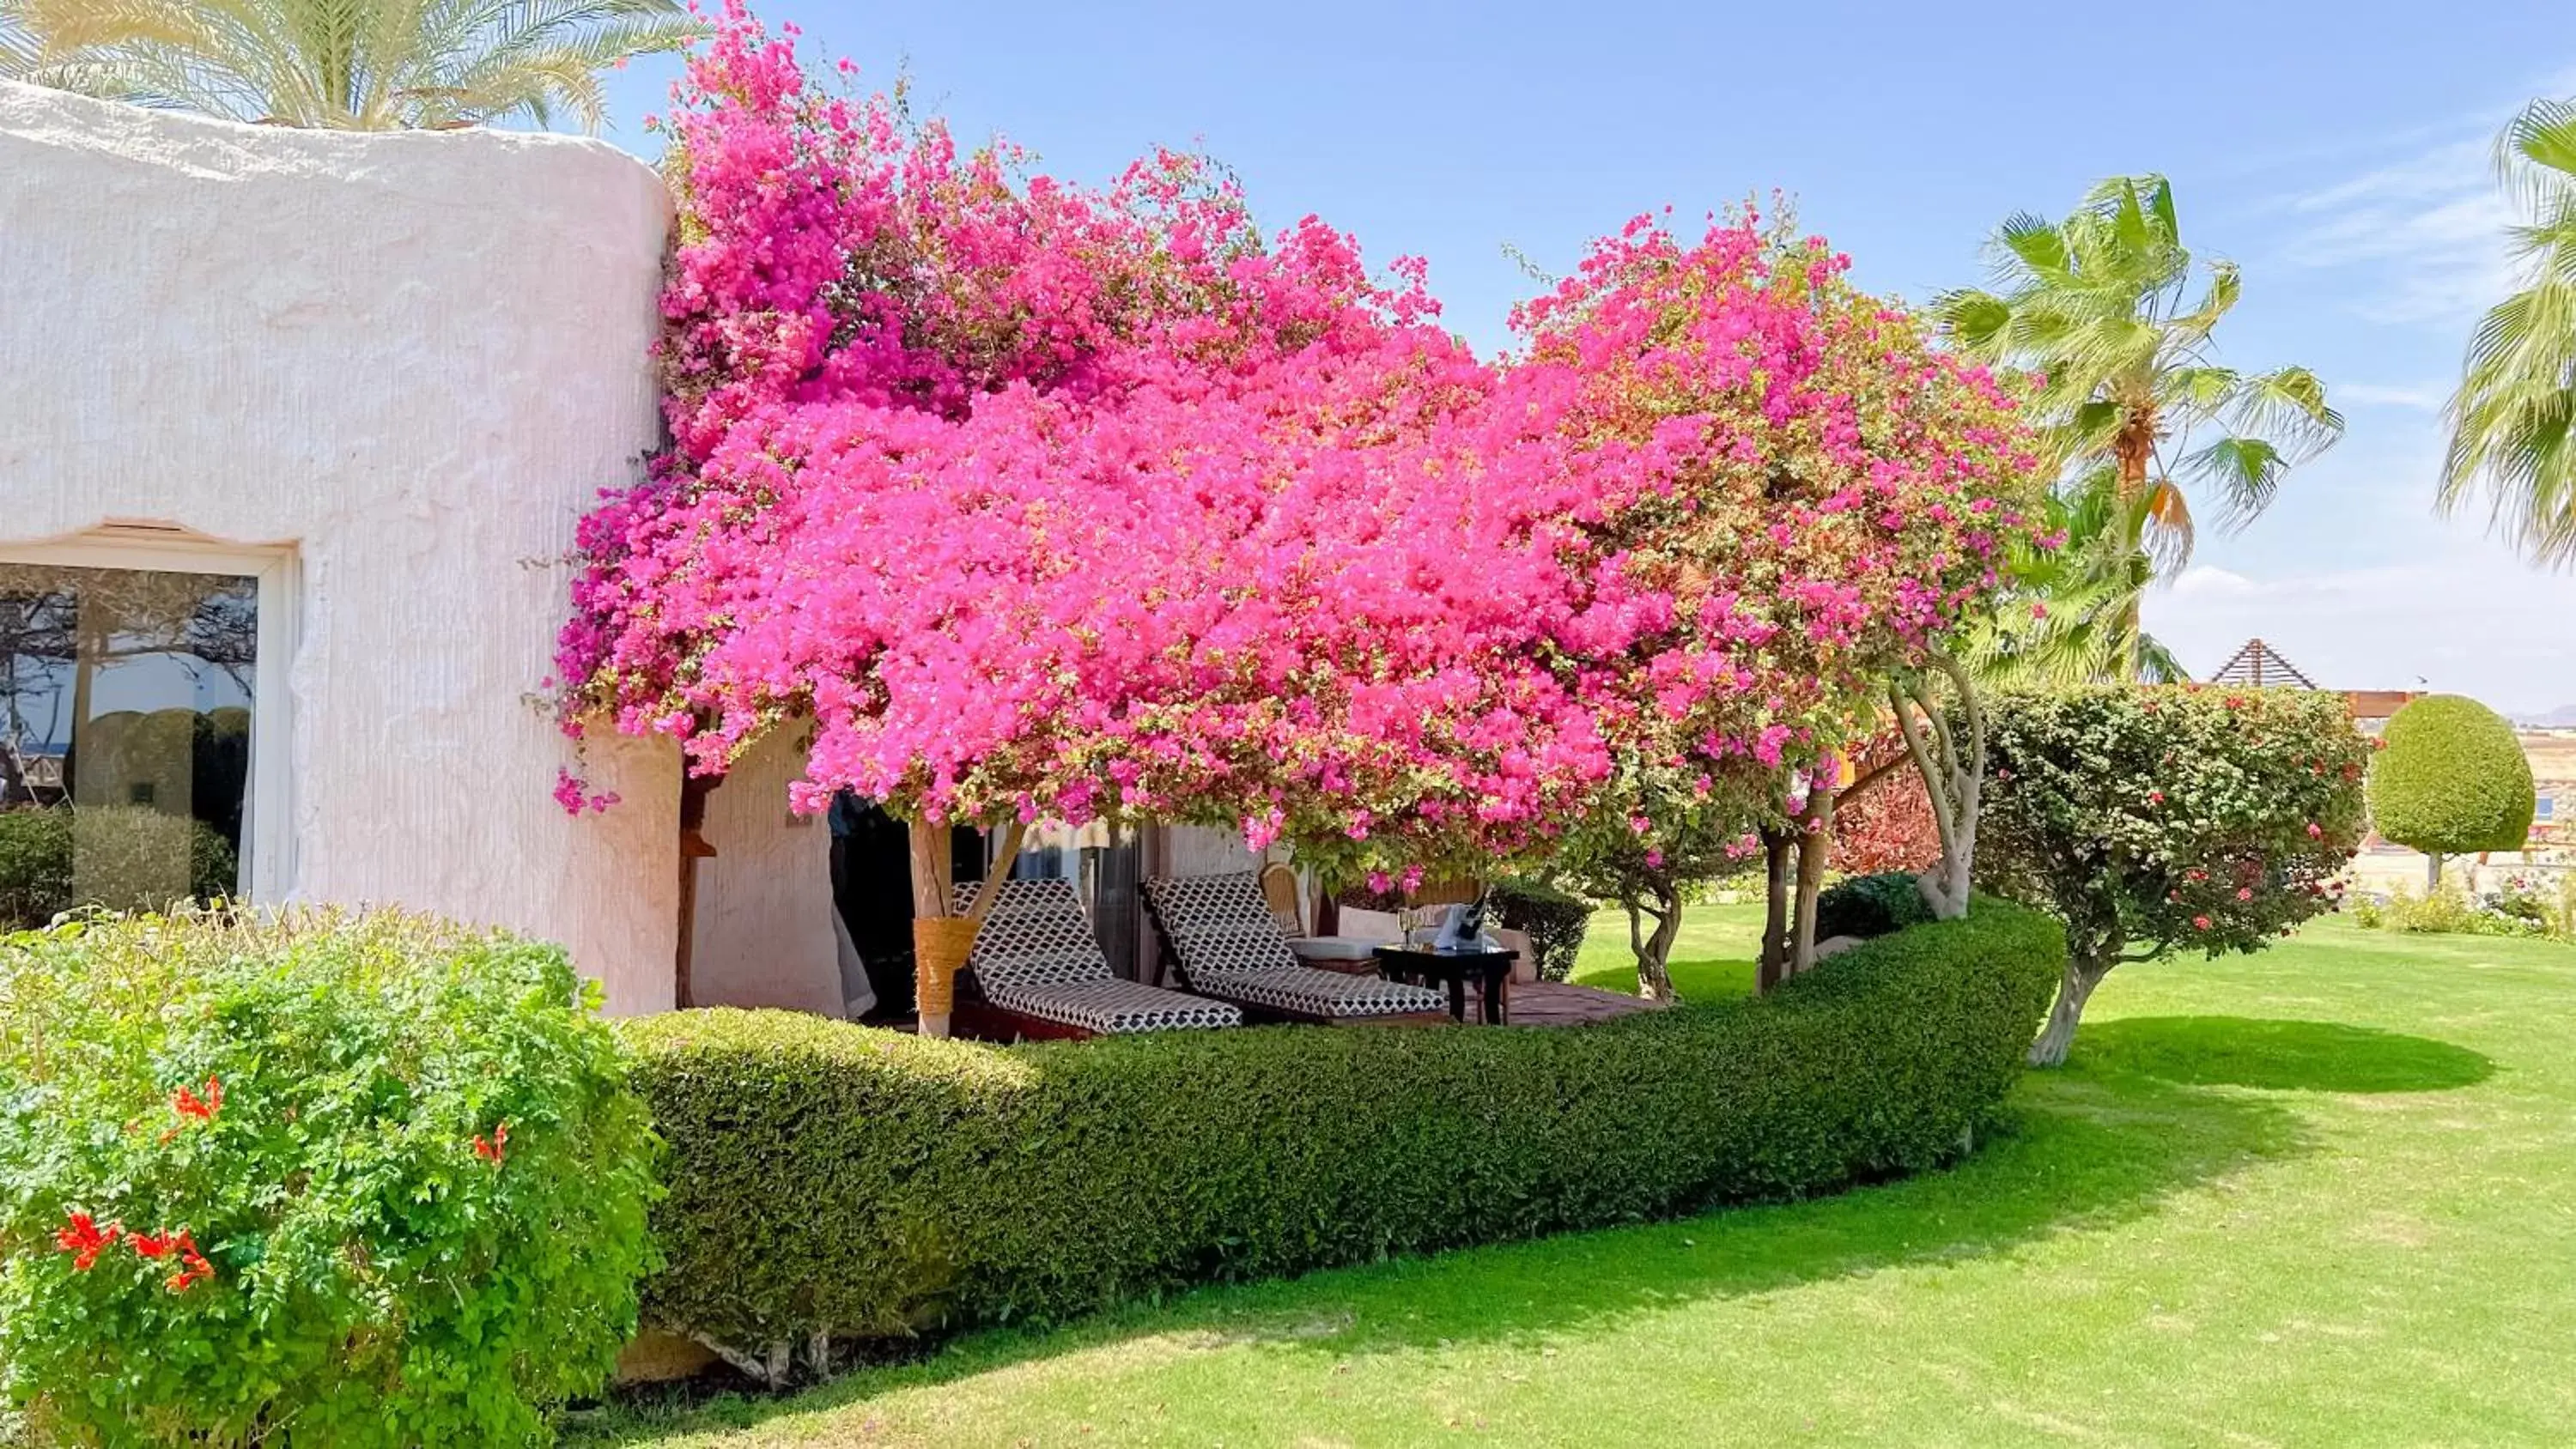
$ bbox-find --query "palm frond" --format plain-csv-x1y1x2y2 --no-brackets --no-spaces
2140,477,2196,573
2134,630,2189,684
2445,100,2576,568
2227,365,2344,464
1992,211,2072,282
1931,288,2014,356
5,0,696,130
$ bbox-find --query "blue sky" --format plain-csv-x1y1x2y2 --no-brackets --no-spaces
593,1,2576,716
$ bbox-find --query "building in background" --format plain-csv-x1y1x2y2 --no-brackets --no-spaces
2202,638,2569,890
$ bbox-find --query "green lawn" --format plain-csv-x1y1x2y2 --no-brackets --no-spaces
574,915,2576,1446
1566,898,1763,998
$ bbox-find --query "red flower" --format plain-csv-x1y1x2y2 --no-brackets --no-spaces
471,1120,510,1164
2148,791,2165,805
164,1231,215,1294
2192,915,2213,931
2306,822,2323,839
2236,888,2253,901
55,1212,120,1270
172,1076,222,1123
128,1228,216,1290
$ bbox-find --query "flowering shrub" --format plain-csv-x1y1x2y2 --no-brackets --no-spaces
1976,686,2371,1065
2352,881,2541,937
0,912,659,1446
1514,215,2048,986
560,2,1597,882
556,5,2047,894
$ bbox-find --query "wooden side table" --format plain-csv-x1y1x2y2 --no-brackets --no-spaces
1371,946,1518,1024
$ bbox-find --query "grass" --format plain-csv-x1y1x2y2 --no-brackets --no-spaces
1566,897,1763,998
573,915,2576,1446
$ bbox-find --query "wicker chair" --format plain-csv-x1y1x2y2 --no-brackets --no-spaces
1142,871,1449,1022
951,879,1241,1040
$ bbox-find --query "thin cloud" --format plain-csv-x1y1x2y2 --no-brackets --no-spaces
2335,382,2448,409
2269,95,2543,325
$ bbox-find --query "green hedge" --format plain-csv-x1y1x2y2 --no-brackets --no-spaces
1489,876,1593,980
623,900,2063,1350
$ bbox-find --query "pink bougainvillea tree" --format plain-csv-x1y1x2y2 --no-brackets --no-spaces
1500,215,2050,994
556,3,2047,1023
556,4,1622,1024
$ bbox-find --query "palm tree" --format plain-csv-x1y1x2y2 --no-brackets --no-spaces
1936,175,2344,680
1962,474,2189,686
1,0,699,133
2441,99,2576,569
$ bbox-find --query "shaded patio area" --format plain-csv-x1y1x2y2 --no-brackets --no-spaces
1502,980,1668,1027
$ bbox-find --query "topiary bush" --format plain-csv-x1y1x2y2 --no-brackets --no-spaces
0,809,74,931
623,902,2062,1361
1813,870,1935,942
2367,694,2535,875
1978,686,2371,1066
1488,876,1594,981
0,911,661,1447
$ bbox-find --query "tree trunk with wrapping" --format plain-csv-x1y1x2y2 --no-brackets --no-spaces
906,817,1024,1039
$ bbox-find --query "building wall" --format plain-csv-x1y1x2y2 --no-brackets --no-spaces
0,82,682,1011
1165,823,1261,877
687,731,844,1016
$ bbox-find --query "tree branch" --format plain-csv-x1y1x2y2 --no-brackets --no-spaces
1934,647,1984,779
1892,679,1959,862
965,818,1030,920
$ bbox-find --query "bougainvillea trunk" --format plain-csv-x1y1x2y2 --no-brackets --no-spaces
1758,828,1795,993
1789,783,1836,978
907,819,1024,1039
1625,883,1683,1002
1893,656,1983,922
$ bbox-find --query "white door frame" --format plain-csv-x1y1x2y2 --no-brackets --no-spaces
0,530,299,904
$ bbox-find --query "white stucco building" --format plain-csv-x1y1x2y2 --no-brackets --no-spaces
0,82,712,1009
0,82,1260,1019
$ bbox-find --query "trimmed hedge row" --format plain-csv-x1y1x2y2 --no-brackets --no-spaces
622,900,2063,1349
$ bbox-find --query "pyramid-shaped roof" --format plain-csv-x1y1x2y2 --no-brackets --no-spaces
2203,638,2318,690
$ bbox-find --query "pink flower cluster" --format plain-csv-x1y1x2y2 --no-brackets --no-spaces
557,3,2046,880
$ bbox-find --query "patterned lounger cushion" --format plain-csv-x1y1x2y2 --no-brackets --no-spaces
1144,873,1448,1019
951,878,1241,1034
984,976,1242,1034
